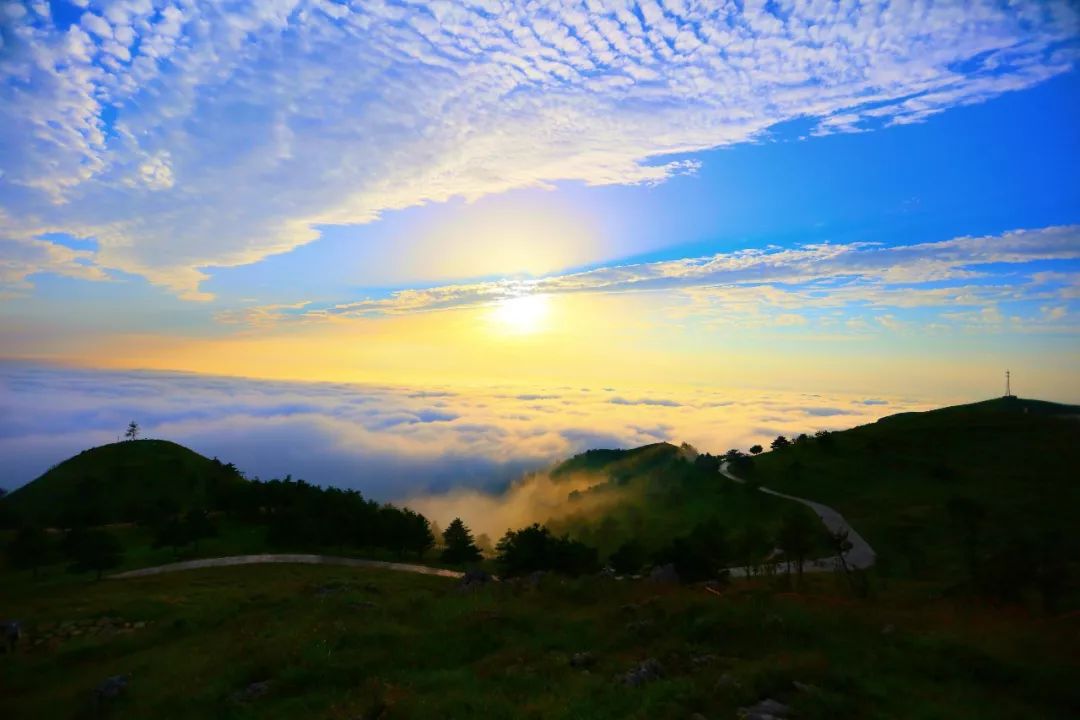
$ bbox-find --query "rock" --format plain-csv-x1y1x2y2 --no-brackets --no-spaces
2,620,21,653
458,568,491,590
649,564,680,584
570,652,596,669
690,653,717,667
231,680,271,703
793,680,818,693
133,621,146,629
737,698,791,719
349,600,379,610
623,658,663,687
95,675,129,703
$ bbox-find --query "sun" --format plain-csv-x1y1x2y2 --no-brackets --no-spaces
490,294,551,334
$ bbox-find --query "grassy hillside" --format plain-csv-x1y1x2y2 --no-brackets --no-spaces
747,397,1080,588
3,563,1077,719
1,440,245,526
547,442,825,559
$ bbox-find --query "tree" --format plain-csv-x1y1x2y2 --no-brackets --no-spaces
734,524,770,577
830,529,853,573
183,508,216,551
496,524,599,577
124,421,139,441
7,525,51,578
770,435,791,451
67,528,123,580
153,515,190,555
402,509,435,558
749,444,763,455
441,518,482,565
654,520,730,582
608,539,646,575
778,509,817,585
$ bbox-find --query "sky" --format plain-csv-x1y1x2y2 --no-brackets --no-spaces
1,1,1079,492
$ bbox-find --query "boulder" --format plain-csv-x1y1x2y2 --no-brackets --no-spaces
231,680,271,703
570,652,596,669
2,620,21,653
623,658,663,687
649,564,680,584
95,675,130,703
457,568,492,591
737,698,791,720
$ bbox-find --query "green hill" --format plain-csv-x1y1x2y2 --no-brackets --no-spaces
550,442,684,481
1,440,245,527
747,396,1080,588
547,441,823,559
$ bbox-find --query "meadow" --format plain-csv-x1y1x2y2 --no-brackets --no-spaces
3,562,1078,719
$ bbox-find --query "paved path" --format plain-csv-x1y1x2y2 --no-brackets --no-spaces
719,462,876,576
110,554,465,580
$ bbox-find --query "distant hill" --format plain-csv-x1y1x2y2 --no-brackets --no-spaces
0,440,246,527
546,441,819,557
748,396,1080,583
550,442,683,481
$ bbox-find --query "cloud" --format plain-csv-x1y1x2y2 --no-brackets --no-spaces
1,1,1076,297
226,224,1080,330
609,396,682,407
0,362,931,499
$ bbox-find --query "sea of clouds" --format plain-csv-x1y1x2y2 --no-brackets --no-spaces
0,363,938,511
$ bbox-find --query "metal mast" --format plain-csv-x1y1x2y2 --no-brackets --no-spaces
1006,370,1011,397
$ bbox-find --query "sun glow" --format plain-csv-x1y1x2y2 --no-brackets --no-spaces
490,294,551,334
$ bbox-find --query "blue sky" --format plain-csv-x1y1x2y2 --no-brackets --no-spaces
0,0,1078,402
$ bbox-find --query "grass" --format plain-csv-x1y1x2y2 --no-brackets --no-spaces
747,397,1080,584
546,443,826,558
2,563,1078,719
2,440,244,526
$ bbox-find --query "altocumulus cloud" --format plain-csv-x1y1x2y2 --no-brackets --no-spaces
0,363,932,497
1,1,1077,298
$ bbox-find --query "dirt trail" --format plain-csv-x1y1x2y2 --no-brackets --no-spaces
110,554,464,580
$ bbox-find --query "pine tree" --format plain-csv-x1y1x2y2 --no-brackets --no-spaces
441,518,482,565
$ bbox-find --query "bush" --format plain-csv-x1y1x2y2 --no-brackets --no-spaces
608,539,646,575
495,524,599,577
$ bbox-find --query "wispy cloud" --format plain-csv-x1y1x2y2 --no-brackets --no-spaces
220,225,1080,331
1,1,1076,297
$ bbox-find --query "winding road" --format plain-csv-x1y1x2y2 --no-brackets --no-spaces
719,461,876,576
110,553,464,580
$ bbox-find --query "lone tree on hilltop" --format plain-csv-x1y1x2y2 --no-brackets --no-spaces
124,421,139,441
441,517,482,565
770,435,791,451
749,444,763,455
